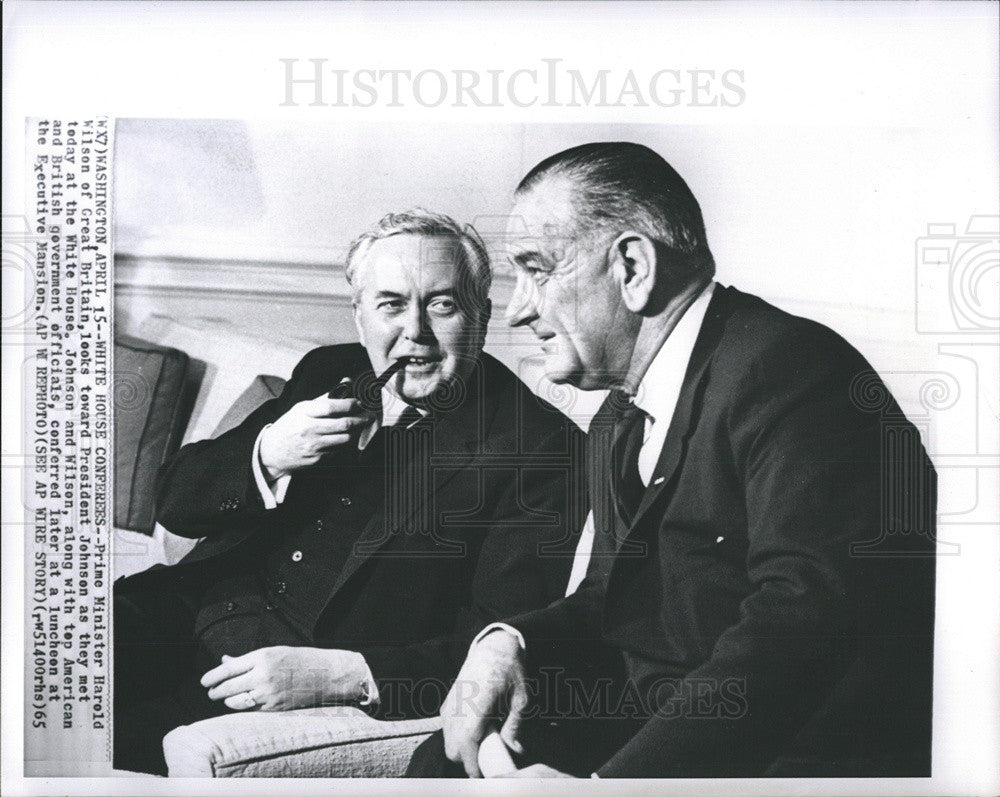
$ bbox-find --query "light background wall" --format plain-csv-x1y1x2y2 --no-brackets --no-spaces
113,119,990,450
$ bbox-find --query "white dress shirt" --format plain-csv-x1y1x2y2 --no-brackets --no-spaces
473,282,716,631
562,281,716,596
472,280,716,775
477,281,716,618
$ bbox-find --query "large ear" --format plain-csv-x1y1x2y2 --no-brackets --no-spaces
610,231,658,314
471,297,492,353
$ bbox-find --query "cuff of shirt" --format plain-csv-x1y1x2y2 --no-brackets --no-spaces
471,623,526,651
251,424,290,509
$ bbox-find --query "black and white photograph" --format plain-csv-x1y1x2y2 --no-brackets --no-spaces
2,2,997,795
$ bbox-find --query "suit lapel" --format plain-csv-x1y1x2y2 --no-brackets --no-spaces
324,360,490,602
626,285,734,531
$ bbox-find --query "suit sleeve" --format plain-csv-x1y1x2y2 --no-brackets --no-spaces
502,534,615,679
155,350,321,539
595,335,933,777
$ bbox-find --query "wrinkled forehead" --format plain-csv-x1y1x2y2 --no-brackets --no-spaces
352,233,466,291
506,177,580,255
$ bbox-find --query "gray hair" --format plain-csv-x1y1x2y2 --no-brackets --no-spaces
517,142,715,279
345,209,492,315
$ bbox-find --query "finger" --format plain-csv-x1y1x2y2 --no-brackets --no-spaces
459,740,484,779
201,654,255,688
224,691,262,712
207,671,256,701
308,416,371,434
499,688,527,755
306,397,362,417
326,378,353,400
312,434,352,451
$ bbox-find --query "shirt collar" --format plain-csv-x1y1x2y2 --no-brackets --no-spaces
632,281,716,423
379,385,428,427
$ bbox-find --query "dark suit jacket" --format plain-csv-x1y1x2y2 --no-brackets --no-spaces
508,285,936,777
117,344,587,718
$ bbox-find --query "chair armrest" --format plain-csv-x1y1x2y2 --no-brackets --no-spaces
162,706,440,777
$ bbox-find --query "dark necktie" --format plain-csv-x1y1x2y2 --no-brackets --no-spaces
390,405,423,430
360,405,424,459
609,389,648,525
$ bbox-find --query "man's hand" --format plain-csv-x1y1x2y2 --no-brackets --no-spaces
259,393,372,480
441,629,528,778
201,646,369,711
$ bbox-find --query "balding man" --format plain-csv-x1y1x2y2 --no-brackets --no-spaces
409,143,936,779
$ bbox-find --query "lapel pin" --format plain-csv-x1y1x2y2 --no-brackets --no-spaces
653,476,665,485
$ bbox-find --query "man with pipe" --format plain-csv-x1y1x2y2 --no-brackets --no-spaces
113,210,585,774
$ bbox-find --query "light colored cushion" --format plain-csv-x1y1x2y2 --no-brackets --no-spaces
163,707,440,777
151,374,291,568
212,374,286,437
133,314,310,444
112,526,169,579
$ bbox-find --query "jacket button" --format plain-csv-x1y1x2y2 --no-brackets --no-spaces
315,519,324,531
275,581,287,594
264,602,275,611
225,602,235,612
291,550,303,562
340,496,352,507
